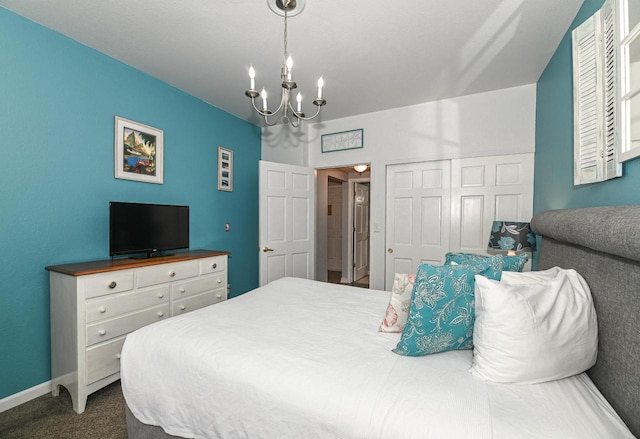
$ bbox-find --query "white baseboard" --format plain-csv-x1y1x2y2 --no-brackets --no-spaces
0,381,51,413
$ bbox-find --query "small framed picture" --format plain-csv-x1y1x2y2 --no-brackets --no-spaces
114,116,163,184
218,147,233,191
321,129,364,153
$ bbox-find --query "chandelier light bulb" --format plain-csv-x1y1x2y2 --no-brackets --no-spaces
249,66,256,90
296,93,302,112
317,77,324,99
286,56,293,80
261,88,268,110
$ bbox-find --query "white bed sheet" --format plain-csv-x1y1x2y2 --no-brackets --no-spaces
121,277,634,439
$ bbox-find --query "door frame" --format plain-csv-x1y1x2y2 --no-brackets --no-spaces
315,168,371,286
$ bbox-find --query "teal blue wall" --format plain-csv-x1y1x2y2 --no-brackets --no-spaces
0,8,261,400
535,0,640,212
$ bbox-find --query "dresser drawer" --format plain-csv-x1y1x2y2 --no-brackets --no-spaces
199,256,227,275
172,290,226,315
84,271,134,299
86,303,170,346
86,337,126,384
171,273,226,300
86,286,170,324
137,260,199,288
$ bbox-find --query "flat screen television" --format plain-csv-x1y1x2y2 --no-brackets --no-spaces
109,201,189,258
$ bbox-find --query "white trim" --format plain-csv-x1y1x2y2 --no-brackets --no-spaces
0,380,51,413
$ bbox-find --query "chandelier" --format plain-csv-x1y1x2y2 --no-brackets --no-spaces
245,0,326,127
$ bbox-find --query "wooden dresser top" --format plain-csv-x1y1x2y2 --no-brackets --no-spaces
45,249,230,276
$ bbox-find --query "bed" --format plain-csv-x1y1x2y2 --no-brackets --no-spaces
121,206,640,438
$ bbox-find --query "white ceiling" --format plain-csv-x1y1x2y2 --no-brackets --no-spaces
1,0,584,126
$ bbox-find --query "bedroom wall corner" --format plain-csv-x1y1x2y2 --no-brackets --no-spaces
261,123,309,166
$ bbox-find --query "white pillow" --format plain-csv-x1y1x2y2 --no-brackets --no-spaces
500,266,565,285
379,273,415,333
470,267,598,384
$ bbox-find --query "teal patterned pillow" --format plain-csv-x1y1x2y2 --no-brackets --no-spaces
394,259,503,357
445,252,528,272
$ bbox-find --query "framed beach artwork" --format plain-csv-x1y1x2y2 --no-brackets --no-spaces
114,116,164,184
218,146,233,191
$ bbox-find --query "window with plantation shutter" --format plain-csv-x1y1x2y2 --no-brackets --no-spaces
572,0,622,185
619,0,640,162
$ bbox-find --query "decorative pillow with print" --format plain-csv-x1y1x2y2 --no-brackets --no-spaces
445,252,528,272
379,273,416,333
393,257,503,357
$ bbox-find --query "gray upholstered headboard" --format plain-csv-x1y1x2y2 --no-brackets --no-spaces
531,206,640,437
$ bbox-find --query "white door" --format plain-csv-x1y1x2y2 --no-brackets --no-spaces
450,153,534,254
385,161,451,290
353,183,370,282
327,184,342,272
259,161,315,286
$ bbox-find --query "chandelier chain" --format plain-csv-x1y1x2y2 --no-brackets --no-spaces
283,2,288,61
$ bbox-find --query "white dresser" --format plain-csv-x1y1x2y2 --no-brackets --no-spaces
46,250,229,413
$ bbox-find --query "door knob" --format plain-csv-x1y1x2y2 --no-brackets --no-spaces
388,248,394,254
262,246,274,252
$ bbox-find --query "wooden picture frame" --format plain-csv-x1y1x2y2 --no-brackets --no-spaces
218,147,233,191
114,116,164,184
321,129,364,153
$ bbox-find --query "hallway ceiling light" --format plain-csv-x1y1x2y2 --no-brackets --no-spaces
245,0,326,127
354,164,368,173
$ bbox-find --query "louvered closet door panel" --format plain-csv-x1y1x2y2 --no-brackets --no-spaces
385,161,451,290
450,154,534,254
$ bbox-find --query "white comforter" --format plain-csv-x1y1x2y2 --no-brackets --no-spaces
121,277,634,439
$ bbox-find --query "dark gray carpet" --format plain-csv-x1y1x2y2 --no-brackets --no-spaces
0,380,126,439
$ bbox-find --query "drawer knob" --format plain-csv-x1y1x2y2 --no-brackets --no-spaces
98,329,106,336
212,263,217,269
216,293,222,299
108,281,117,289
179,288,186,294
158,293,164,298
98,307,106,314
169,271,176,278
157,311,164,318
115,354,121,360
179,305,186,311
217,279,222,284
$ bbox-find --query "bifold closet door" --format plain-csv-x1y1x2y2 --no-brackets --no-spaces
450,153,534,255
384,153,534,289
385,161,451,290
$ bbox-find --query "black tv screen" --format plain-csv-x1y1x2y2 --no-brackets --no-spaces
109,201,189,257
